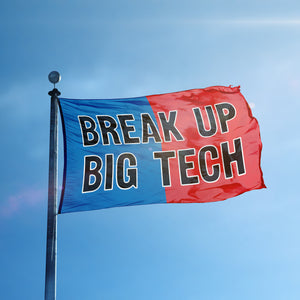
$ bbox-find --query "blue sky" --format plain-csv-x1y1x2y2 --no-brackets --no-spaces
1,1,300,299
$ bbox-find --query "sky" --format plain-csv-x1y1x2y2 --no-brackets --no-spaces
1,1,300,299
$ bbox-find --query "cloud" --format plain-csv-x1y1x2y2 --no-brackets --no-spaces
168,18,300,27
0,187,46,217
207,18,300,26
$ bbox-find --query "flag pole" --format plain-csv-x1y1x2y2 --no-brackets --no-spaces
45,71,61,300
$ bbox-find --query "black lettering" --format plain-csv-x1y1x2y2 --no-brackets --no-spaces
117,115,140,144
199,146,220,182
193,106,217,137
97,115,121,145
178,149,199,185
83,155,102,192
153,151,176,186
117,153,137,189
215,103,236,133
78,116,99,146
141,113,162,143
158,111,184,142
105,154,114,190
221,138,246,178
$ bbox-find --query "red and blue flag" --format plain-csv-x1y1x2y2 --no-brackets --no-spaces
58,86,265,214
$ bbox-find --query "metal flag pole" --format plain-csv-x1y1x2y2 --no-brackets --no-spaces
45,71,61,300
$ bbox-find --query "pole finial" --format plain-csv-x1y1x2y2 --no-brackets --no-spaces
48,71,61,88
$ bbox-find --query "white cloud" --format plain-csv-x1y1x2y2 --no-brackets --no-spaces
178,18,300,27
0,187,46,217
213,18,300,26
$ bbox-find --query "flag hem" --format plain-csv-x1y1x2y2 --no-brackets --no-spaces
57,99,67,214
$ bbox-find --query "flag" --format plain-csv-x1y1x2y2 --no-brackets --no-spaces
58,86,265,214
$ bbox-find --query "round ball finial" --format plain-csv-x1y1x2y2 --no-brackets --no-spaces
48,71,61,85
